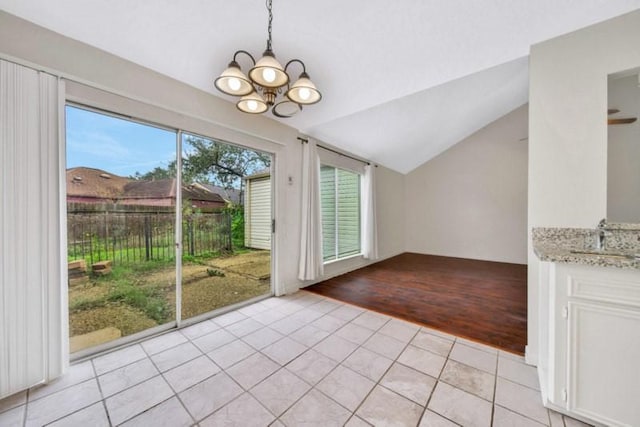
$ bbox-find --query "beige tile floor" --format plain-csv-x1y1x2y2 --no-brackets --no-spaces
0,291,593,427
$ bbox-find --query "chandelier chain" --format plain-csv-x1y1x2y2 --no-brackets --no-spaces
266,0,273,51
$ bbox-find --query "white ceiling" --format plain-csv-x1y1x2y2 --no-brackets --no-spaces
1,0,639,173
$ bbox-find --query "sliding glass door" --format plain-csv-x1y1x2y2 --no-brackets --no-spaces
179,133,272,321
66,105,178,354
65,105,273,355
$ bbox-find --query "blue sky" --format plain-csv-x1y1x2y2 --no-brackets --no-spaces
66,106,176,177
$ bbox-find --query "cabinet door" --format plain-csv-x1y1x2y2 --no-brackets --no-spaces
568,301,640,426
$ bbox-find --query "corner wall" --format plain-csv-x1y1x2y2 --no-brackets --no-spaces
405,104,529,264
528,9,640,364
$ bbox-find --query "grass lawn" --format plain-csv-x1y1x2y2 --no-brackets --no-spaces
68,250,270,352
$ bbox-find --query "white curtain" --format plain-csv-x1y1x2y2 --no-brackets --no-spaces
0,60,67,399
362,164,379,260
298,140,324,281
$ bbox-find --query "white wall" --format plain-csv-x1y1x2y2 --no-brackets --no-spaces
608,73,640,222
376,166,407,259
405,104,528,264
528,9,640,364
0,11,405,296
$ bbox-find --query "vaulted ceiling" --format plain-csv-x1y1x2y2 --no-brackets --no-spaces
1,0,639,173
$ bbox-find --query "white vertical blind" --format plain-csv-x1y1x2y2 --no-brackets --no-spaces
337,169,361,259
298,141,323,281
320,166,361,261
0,59,66,399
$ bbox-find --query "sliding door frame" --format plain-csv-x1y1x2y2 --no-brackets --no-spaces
66,101,276,360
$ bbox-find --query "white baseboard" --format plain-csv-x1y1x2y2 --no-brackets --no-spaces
284,251,405,294
525,345,538,366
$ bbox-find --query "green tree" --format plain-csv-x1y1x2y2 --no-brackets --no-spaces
130,165,176,181
130,136,270,197
182,136,270,189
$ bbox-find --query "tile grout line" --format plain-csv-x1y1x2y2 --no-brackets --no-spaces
142,340,201,427
13,294,547,427
188,302,323,425
7,297,310,427
243,298,350,425
276,313,391,426
21,390,28,427
490,343,500,426
130,342,182,426
267,305,389,424
419,335,463,426
28,378,105,427
29,363,111,427
493,357,554,426
328,321,396,421
89,358,114,427
25,363,96,405
114,337,215,426
344,323,419,424
496,373,545,393
162,299,315,424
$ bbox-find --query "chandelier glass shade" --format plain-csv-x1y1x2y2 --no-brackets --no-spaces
214,0,321,117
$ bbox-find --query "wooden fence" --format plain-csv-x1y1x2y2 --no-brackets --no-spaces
67,210,232,266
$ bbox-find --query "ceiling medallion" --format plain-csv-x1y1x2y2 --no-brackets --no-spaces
214,0,322,118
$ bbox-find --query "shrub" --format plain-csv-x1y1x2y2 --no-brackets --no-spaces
223,203,245,250
206,268,225,277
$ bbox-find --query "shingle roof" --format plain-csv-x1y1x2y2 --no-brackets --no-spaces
66,167,130,200
122,179,176,199
66,167,224,205
198,183,241,204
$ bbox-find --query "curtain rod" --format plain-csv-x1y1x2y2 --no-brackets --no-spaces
297,137,371,166
319,144,371,166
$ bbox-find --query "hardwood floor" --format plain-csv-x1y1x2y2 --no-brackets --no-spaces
305,252,527,354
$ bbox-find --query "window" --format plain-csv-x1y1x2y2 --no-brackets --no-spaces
320,165,361,262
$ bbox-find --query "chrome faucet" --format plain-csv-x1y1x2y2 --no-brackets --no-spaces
595,218,607,251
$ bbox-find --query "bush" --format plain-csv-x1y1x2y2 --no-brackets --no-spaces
206,268,225,277
70,263,174,324
224,204,245,250
105,281,172,324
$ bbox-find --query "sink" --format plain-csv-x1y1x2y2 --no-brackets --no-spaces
569,249,638,259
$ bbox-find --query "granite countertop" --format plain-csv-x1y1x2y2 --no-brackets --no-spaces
533,227,640,270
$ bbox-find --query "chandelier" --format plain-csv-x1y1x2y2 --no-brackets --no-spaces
214,0,322,118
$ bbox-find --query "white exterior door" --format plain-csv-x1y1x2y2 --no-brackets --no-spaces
245,176,272,250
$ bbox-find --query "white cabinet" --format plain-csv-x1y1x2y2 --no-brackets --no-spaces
539,263,640,427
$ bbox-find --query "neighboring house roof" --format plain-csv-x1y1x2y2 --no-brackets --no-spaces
67,167,130,200
198,183,242,205
182,183,225,204
66,167,224,207
122,179,176,199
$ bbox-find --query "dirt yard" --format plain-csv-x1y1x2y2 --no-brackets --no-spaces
68,250,271,352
